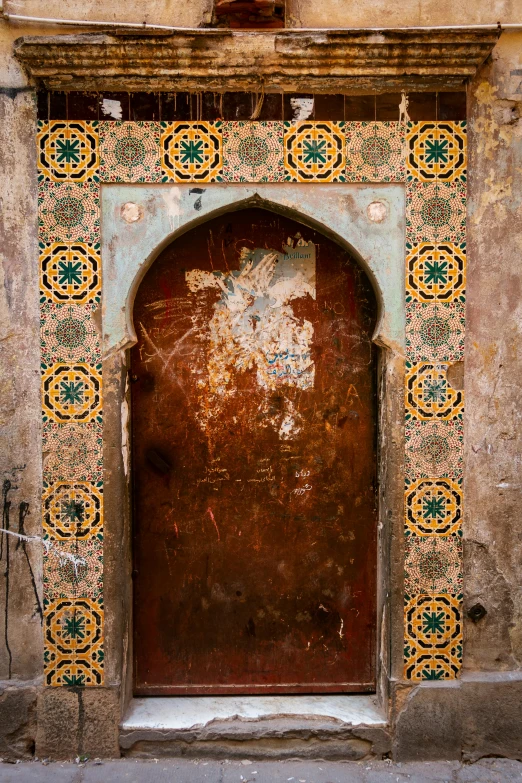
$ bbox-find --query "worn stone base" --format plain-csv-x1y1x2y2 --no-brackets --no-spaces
120,695,389,760
121,717,391,760
393,673,522,762
35,686,121,760
0,680,38,760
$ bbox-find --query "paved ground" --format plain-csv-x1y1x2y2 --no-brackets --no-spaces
0,758,521,783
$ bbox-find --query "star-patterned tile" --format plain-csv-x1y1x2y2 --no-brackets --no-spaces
284,121,346,182
40,242,101,305
407,121,467,183
405,361,464,421
37,121,99,183
404,592,462,680
405,478,462,537
406,241,466,303
160,121,222,182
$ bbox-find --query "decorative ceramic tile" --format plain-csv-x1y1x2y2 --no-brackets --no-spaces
39,182,100,244
405,535,462,594
161,121,222,182
41,303,100,365
99,121,161,182
405,478,462,537
345,121,405,182
284,121,346,182
221,121,284,182
37,121,99,183
42,363,102,424
407,121,467,183
43,537,103,607
404,593,462,680
405,419,463,482
406,302,465,363
40,242,101,305
32,119,468,686
42,481,103,541
406,181,466,246
406,241,466,303
42,422,103,484
44,598,104,686
405,361,464,421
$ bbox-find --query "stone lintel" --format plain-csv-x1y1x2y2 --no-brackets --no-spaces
14,28,499,92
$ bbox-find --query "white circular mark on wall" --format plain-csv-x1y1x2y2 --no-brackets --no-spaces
121,202,143,224
366,201,388,223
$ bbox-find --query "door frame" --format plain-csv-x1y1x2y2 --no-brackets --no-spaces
99,183,406,714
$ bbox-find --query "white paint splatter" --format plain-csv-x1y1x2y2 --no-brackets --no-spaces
290,97,314,120
162,186,182,230
101,98,122,119
186,242,316,438
0,527,86,578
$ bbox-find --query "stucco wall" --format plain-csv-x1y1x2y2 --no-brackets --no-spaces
465,31,522,671
3,0,521,27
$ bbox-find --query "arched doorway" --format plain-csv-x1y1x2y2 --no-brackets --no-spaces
131,207,378,694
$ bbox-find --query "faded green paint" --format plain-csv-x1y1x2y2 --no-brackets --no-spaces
101,183,405,355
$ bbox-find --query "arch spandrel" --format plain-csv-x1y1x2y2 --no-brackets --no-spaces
101,183,405,357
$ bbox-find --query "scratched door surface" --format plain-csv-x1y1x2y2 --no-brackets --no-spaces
132,208,378,694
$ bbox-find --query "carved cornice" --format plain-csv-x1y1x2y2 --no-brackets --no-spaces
14,28,499,92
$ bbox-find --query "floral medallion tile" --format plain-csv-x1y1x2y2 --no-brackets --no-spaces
406,181,466,246
405,361,464,421
39,182,100,244
407,121,467,183
41,303,100,364
44,598,104,686
405,478,462,537
404,593,462,680
42,481,103,541
43,422,103,484
406,302,465,363
42,362,102,424
404,535,462,594
40,241,101,305
221,121,284,182
160,121,222,182
284,121,346,182
37,121,99,183
405,419,463,482
43,536,103,606
406,241,466,303
99,121,161,182
345,121,405,182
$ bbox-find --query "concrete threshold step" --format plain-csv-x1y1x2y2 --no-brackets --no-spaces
120,695,390,761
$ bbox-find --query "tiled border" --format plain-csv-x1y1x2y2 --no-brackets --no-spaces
37,119,466,686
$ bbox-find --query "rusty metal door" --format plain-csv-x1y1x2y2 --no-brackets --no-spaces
131,208,378,694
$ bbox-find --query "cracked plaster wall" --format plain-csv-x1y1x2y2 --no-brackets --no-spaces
0,22,43,685
465,31,522,673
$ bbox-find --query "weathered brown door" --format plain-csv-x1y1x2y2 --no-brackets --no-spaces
131,208,378,694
